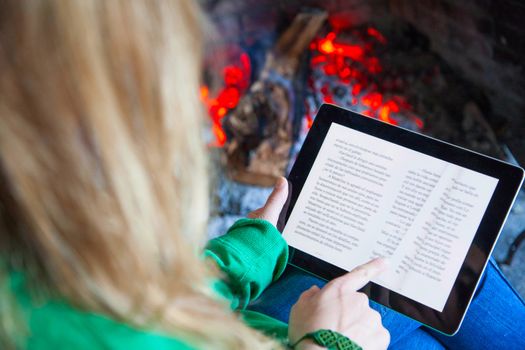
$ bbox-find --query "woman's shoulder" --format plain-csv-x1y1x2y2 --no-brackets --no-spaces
4,269,195,350
27,302,195,349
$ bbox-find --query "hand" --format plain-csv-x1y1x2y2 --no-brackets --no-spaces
247,176,288,227
288,258,390,350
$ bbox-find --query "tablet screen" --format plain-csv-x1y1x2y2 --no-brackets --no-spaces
282,122,499,312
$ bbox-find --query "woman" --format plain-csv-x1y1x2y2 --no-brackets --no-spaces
0,1,387,349
0,1,523,349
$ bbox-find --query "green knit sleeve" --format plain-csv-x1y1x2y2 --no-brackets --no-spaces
204,218,289,310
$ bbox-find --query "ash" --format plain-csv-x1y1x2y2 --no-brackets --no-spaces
208,169,273,239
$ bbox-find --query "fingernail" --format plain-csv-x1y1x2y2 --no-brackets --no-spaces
275,177,287,189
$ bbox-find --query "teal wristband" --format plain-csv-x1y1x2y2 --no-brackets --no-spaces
290,329,363,350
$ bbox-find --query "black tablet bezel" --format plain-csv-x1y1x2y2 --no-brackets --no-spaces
283,104,524,335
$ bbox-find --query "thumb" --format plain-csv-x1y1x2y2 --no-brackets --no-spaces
248,177,288,226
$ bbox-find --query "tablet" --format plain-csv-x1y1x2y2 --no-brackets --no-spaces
281,104,524,335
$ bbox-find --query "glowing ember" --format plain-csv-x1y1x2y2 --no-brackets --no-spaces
318,32,364,61
201,52,251,147
362,92,383,109
202,24,425,147
305,113,314,129
307,26,425,131
367,27,387,44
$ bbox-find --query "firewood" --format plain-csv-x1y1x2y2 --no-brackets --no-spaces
224,10,327,187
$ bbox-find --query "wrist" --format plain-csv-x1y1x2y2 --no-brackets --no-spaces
289,330,363,350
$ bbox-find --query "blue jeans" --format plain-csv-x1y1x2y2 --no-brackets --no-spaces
248,258,525,349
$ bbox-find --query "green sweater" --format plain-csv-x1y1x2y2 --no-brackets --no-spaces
6,218,290,349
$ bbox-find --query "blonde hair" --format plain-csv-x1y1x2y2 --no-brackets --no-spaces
0,1,279,348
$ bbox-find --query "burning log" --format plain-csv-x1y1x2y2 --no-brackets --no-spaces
223,11,327,187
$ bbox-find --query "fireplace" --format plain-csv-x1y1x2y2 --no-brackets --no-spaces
202,0,525,297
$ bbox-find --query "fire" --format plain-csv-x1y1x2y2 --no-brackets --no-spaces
305,113,314,129
308,27,424,130
318,32,364,61
201,26,425,145
201,52,251,147
378,100,400,125
367,27,387,44
362,92,383,109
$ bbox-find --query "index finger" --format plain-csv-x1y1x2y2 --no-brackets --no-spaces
328,258,389,292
